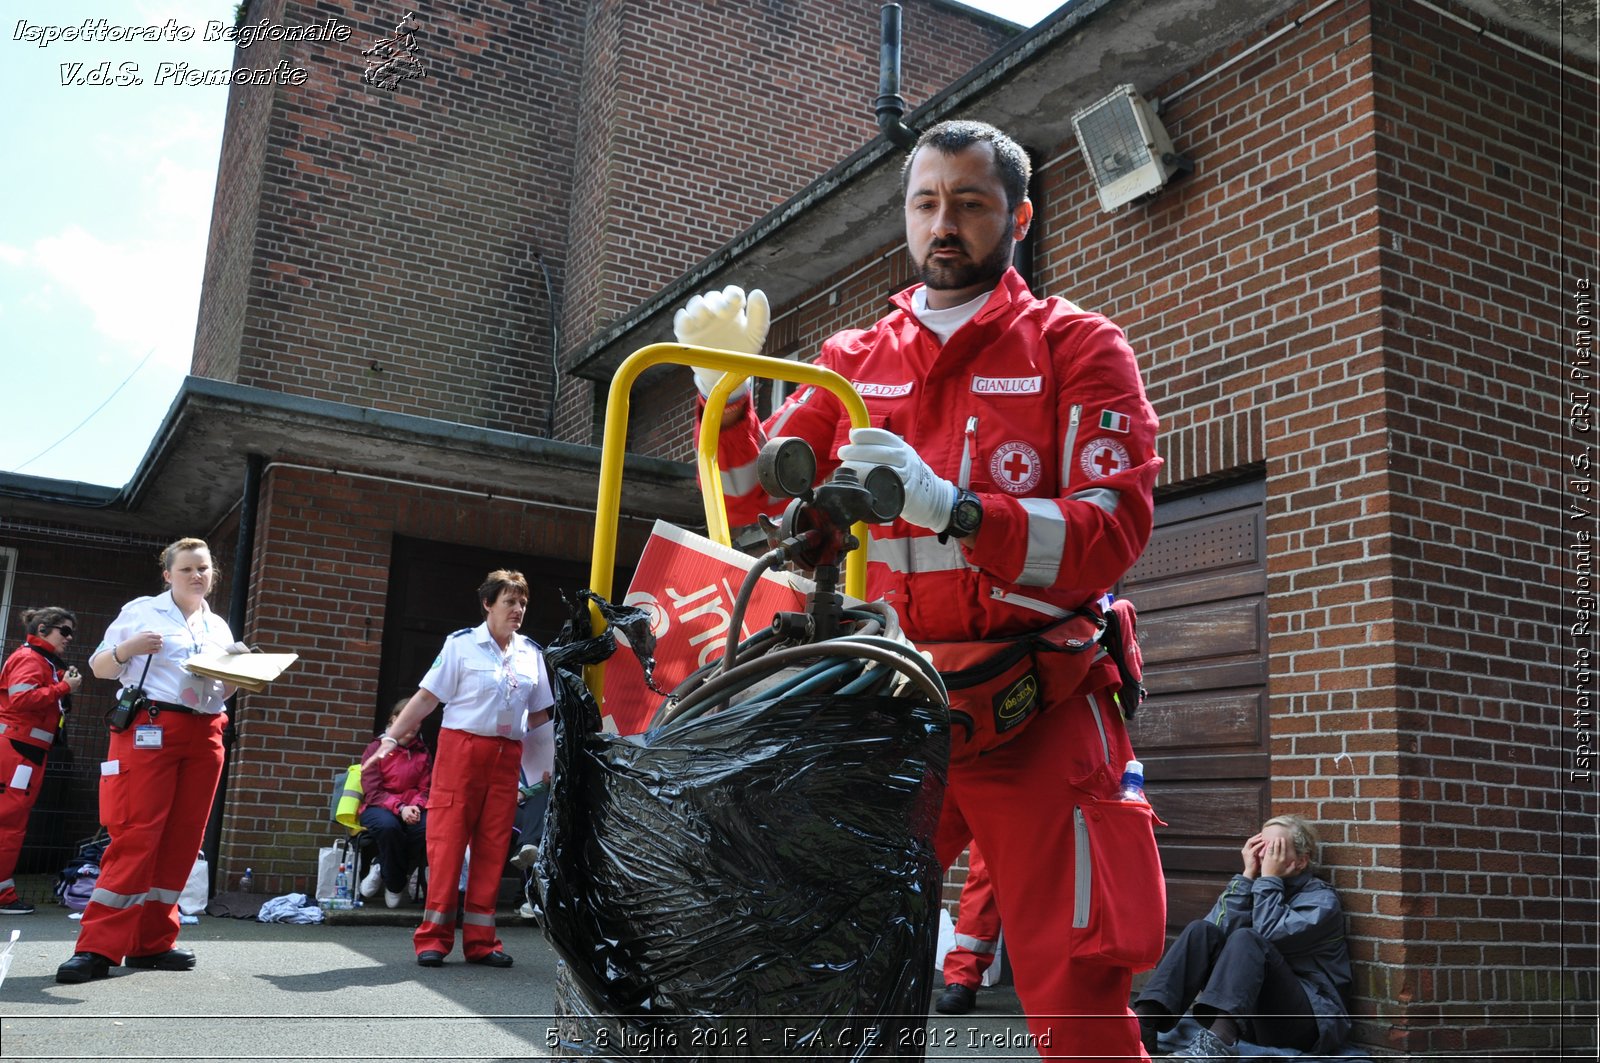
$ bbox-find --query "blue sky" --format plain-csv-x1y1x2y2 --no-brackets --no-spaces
1,0,1059,488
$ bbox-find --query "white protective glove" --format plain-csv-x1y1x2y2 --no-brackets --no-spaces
673,285,770,402
837,427,957,533
224,641,253,655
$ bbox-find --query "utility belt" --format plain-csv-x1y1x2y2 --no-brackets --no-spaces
920,599,1145,761
146,700,205,718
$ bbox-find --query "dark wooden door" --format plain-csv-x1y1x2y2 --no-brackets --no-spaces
1121,478,1269,933
376,536,628,742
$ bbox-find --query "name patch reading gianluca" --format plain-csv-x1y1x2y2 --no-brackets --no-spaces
971,375,1043,395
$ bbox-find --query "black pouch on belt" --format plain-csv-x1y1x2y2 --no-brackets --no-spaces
107,656,154,734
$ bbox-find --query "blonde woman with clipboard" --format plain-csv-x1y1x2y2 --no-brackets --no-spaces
56,538,245,985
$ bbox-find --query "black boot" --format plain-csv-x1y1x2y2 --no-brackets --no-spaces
55,952,113,984
125,948,197,971
935,983,977,1015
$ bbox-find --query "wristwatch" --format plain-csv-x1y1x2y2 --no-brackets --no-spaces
947,488,984,539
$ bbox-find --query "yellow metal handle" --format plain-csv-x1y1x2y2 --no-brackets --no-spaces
586,343,871,700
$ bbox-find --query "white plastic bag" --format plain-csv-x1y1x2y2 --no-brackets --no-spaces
178,852,209,915
314,845,342,901
0,929,18,991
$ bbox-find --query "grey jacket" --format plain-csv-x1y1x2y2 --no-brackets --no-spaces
1207,870,1352,1053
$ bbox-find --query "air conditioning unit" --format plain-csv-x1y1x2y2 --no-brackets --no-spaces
1071,85,1192,212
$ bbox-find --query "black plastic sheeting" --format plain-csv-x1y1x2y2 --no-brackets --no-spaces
537,593,949,1059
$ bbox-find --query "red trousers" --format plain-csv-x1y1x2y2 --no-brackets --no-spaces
943,841,1001,990
0,741,49,900
936,690,1151,1062
414,728,520,960
77,712,223,962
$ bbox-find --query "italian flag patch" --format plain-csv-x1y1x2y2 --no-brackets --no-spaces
1100,410,1130,433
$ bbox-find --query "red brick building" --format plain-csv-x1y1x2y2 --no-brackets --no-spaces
1,0,1593,1053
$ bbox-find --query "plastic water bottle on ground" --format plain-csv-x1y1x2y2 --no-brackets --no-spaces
240,867,254,893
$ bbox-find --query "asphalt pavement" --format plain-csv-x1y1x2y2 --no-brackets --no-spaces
0,905,1028,1062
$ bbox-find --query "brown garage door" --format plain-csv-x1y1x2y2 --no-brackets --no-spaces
1121,477,1269,934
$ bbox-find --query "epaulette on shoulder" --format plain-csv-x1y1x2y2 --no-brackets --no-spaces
446,627,473,639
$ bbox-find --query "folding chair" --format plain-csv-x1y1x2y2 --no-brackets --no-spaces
327,764,376,887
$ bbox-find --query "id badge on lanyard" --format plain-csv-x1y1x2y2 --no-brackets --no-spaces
489,640,520,737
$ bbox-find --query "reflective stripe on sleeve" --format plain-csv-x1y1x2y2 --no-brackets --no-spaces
1017,498,1067,586
719,459,761,498
7,683,38,696
1069,486,1121,516
866,532,972,575
29,727,54,744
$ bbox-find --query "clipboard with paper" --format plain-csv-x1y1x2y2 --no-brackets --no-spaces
183,652,299,693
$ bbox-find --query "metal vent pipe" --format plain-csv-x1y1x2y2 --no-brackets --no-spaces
875,4,918,148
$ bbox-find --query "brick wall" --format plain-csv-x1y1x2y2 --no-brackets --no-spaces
191,1,283,382
1366,0,1596,1052
556,0,1013,445
197,0,585,437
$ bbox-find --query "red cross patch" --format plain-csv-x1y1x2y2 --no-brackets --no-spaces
1078,437,1131,480
989,441,1042,494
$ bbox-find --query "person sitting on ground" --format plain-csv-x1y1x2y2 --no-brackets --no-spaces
1133,814,1352,1059
357,700,431,908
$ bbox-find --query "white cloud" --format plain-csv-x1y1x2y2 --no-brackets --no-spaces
29,224,201,369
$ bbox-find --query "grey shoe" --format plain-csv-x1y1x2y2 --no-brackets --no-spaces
1172,1025,1239,1059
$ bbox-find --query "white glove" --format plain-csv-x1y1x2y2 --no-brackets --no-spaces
674,285,769,401
837,427,957,533
225,641,253,655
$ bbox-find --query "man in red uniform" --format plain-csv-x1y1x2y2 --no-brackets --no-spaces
0,608,82,914
937,841,1000,1015
680,120,1163,1057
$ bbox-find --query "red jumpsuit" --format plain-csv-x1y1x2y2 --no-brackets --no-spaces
944,842,1000,991
711,268,1163,1058
78,592,234,963
412,624,553,961
0,636,72,905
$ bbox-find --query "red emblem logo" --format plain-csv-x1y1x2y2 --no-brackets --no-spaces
1078,438,1131,480
989,441,1042,494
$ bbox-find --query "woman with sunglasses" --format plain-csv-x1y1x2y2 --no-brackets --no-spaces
0,607,82,915
56,538,243,985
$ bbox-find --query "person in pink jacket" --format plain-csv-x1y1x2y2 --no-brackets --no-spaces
356,700,431,908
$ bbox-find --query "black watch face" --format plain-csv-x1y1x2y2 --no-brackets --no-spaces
953,497,982,536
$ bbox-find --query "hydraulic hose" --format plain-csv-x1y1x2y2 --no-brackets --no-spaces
651,637,945,731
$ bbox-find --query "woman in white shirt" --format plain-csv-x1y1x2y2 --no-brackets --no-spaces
377,569,554,968
57,538,239,985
